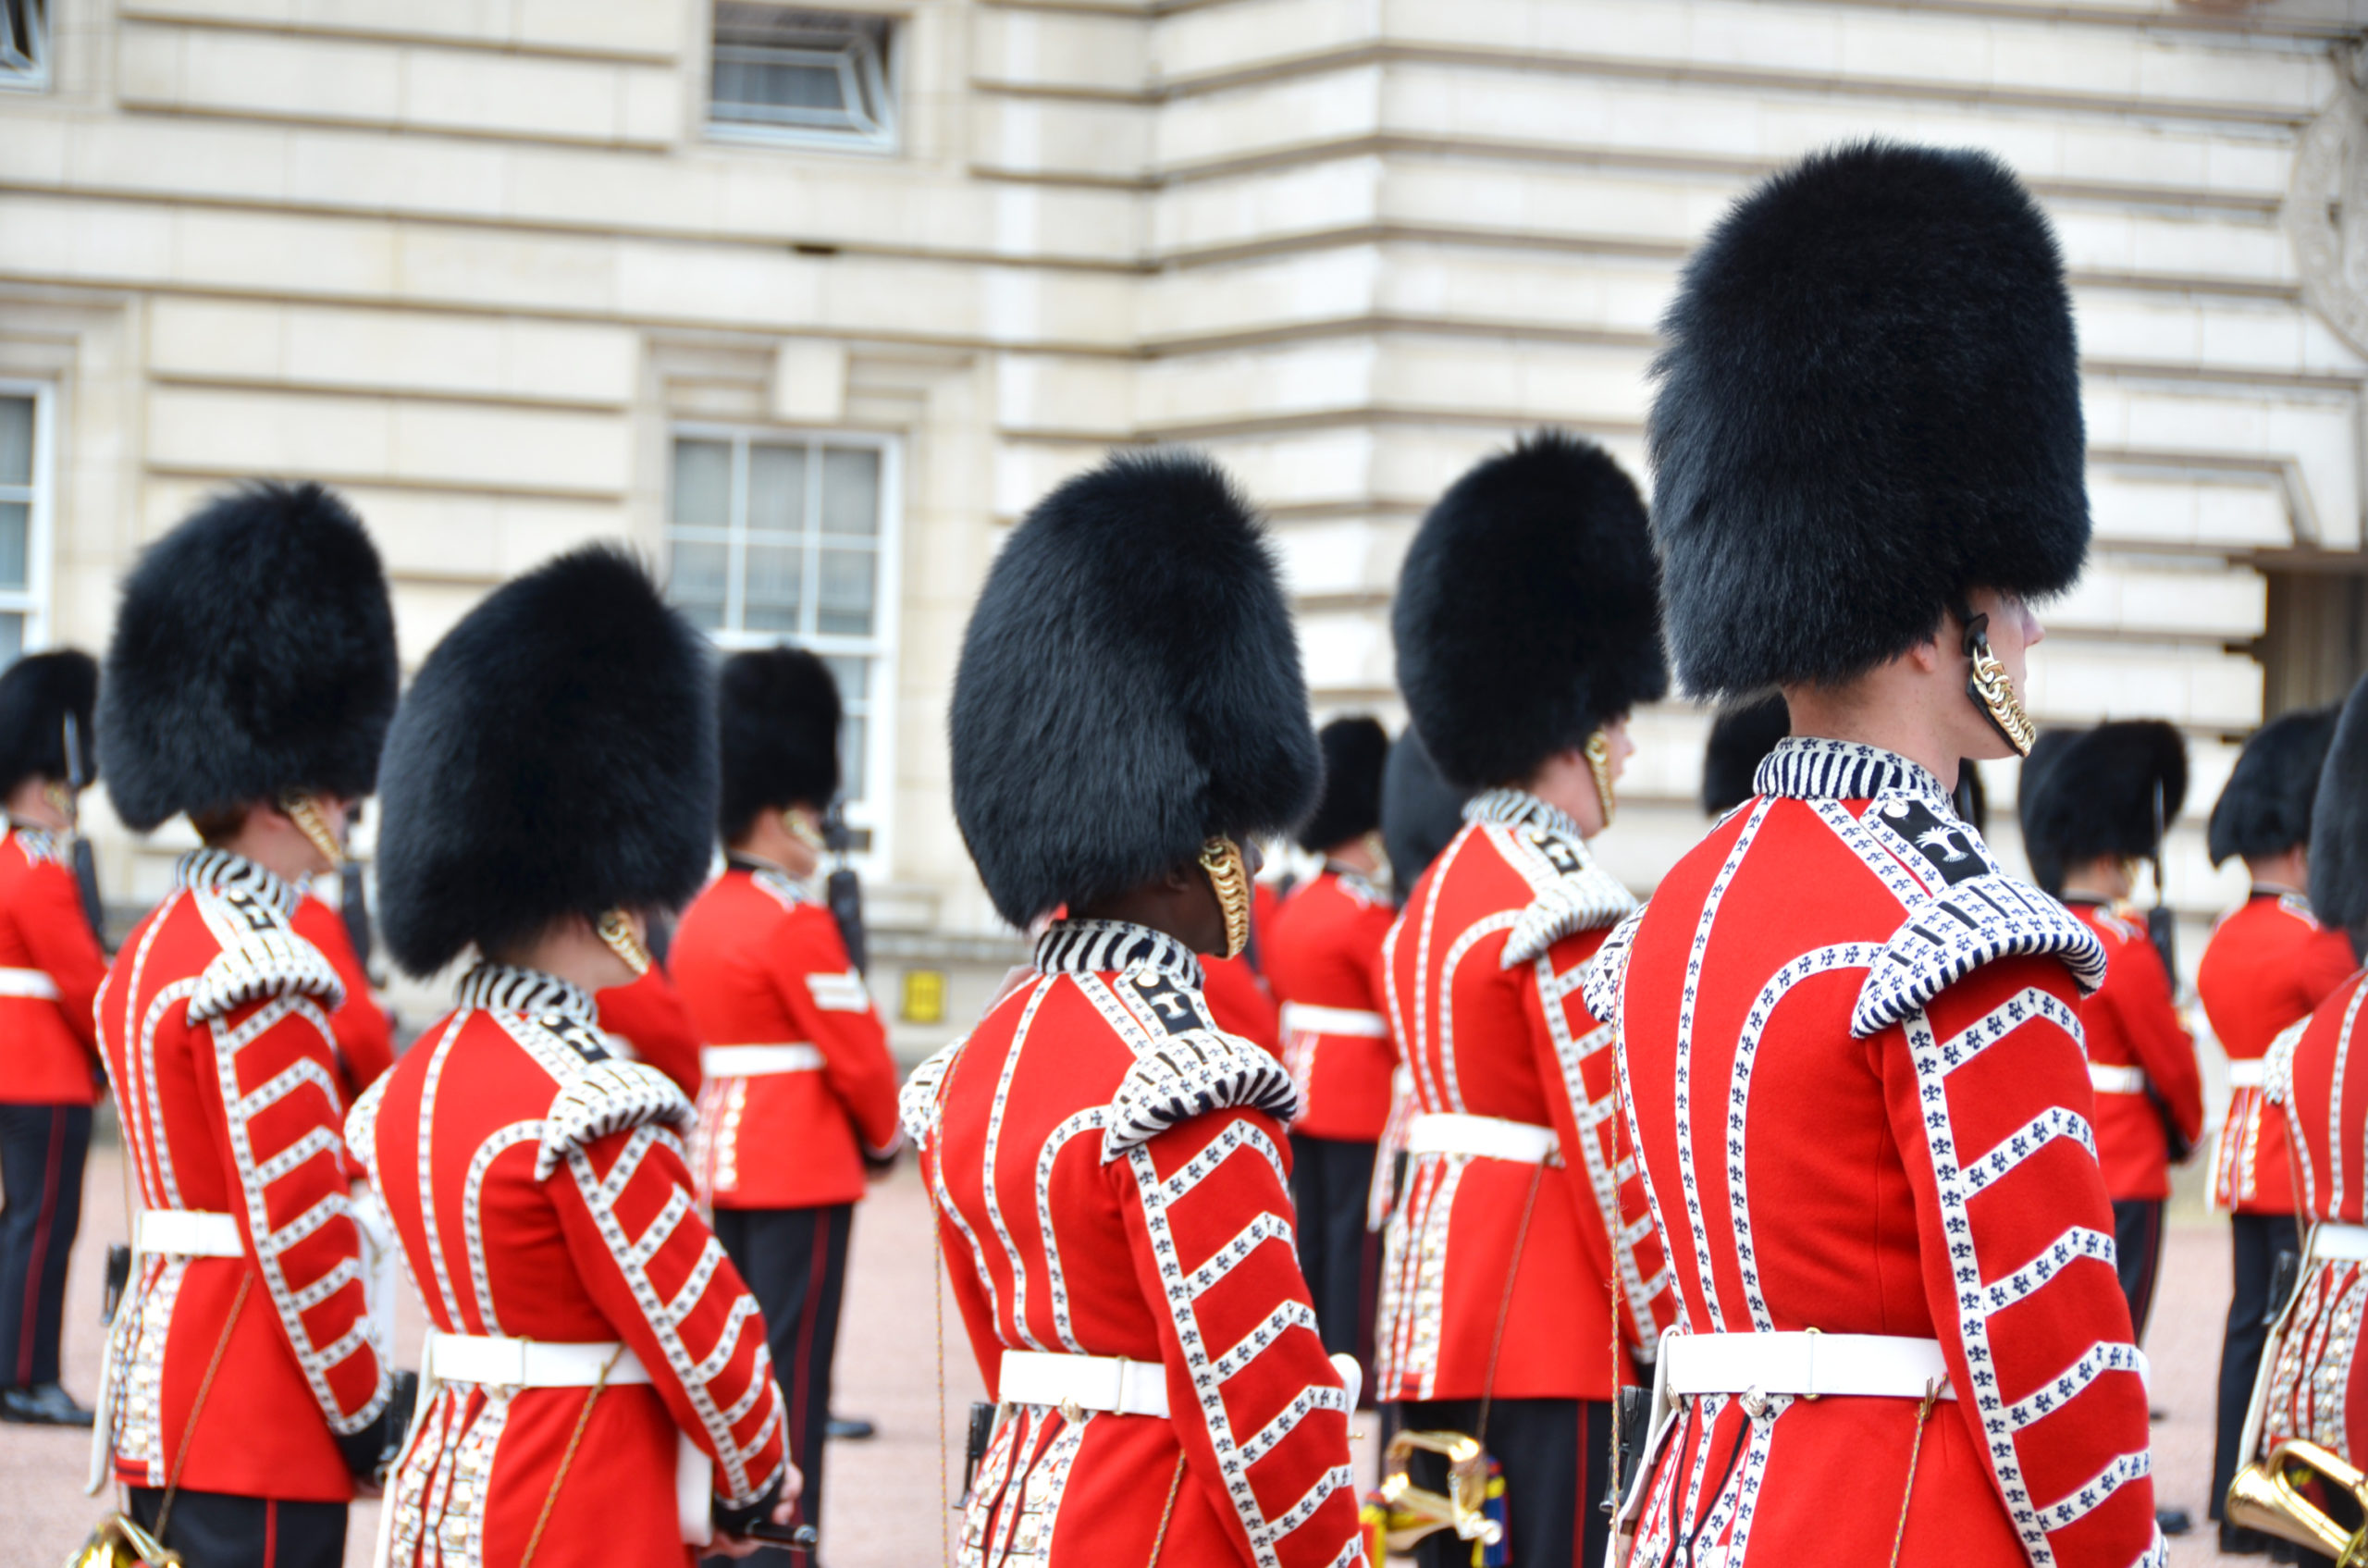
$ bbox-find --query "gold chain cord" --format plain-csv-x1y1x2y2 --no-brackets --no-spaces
520,1344,623,1568
1885,1380,1944,1568
1144,1452,1186,1566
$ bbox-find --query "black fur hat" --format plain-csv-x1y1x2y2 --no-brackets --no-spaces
1393,431,1667,791
2210,707,2338,866
719,645,842,842
1298,716,1389,853
1380,727,1469,899
1648,142,2089,698
1701,693,1789,815
376,546,717,976
2311,677,2368,936
0,650,98,797
949,451,1319,928
100,483,398,832
2017,721,2188,897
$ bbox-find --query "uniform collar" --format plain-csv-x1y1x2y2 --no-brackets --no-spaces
176,847,300,920
2252,883,2307,903
728,852,813,904
1033,919,1204,991
1463,787,1586,841
1754,736,1952,807
1322,862,1383,902
6,821,68,861
454,963,601,1028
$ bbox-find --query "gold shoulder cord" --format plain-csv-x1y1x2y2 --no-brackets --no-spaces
281,793,347,869
1199,838,1252,960
1584,731,1618,827
597,908,653,976
1961,615,2036,757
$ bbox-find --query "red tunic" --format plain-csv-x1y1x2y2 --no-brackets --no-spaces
349,964,789,1566
2199,891,2358,1214
597,964,708,1101
1264,868,1396,1142
92,850,390,1500
1204,954,1284,1056
1375,789,1673,1403
903,920,1362,1567
290,893,393,1098
673,860,899,1210
2252,973,2368,1460
2065,900,2204,1203
0,825,106,1105
1608,739,2159,1567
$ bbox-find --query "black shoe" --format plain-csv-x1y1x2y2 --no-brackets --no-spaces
2154,1506,2192,1537
825,1414,876,1441
0,1382,94,1426
2220,1522,2276,1554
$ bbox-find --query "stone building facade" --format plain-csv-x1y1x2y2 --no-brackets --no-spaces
3,0,2365,1054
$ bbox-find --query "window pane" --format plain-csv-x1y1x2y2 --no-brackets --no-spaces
669,537,730,631
820,446,879,537
747,444,808,537
821,653,867,705
0,398,31,488
672,439,732,528
0,614,20,668
839,711,866,802
0,501,28,592
743,540,802,633
817,547,873,636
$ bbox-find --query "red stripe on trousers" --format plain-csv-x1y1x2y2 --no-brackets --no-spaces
18,1107,62,1384
788,1207,834,1525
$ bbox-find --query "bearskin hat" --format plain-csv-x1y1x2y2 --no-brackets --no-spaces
1380,728,1468,898
2210,707,2339,866
375,547,717,976
1648,142,2089,698
1297,716,1389,854
1393,431,1667,792
0,650,98,798
2311,677,2368,937
2017,721,2188,897
99,483,398,832
949,451,1319,929
1701,693,1789,816
719,645,842,842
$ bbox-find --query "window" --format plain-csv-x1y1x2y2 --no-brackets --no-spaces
2255,567,2368,717
709,5,896,152
0,387,52,664
668,428,897,858
0,0,46,90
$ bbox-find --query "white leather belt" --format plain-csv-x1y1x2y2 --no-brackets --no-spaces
1664,1332,1955,1401
2310,1222,2368,1264
999,1350,1169,1418
136,1210,242,1258
1405,1112,1558,1164
2089,1063,2148,1094
2227,1059,2266,1090
426,1331,653,1388
1279,1003,1390,1039
0,966,60,1000
699,1043,824,1077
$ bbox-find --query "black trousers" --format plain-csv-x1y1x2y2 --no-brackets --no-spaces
1397,1397,1610,1568
127,1487,345,1568
0,1102,90,1387
1288,1133,1378,1387
2112,1197,2165,1341
711,1202,852,1567
2214,1211,2303,1522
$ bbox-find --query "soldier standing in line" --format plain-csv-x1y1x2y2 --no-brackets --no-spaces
88,483,401,1565
1378,429,1675,1568
351,546,799,1564
904,451,1362,1565
673,643,901,1562
0,650,106,1427
1603,142,2161,1564
1264,714,1395,1392
2017,721,2205,1341
2194,706,2358,1552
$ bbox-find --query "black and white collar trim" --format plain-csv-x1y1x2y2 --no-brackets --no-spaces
1755,736,1950,806
1463,788,1585,841
1034,920,1204,991
176,847,300,920
729,853,813,905
6,822,68,861
456,963,601,1028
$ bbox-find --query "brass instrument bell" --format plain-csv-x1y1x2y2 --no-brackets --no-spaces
62,1515,180,1568
1375,1429,1503,1553
2226,1438,2368,1567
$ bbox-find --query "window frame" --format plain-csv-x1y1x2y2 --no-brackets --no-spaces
705,5,900,156
0,0,47,93
0,380,56,661
666,423,902,882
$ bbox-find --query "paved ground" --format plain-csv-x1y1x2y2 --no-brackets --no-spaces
0,1149,2265,1565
